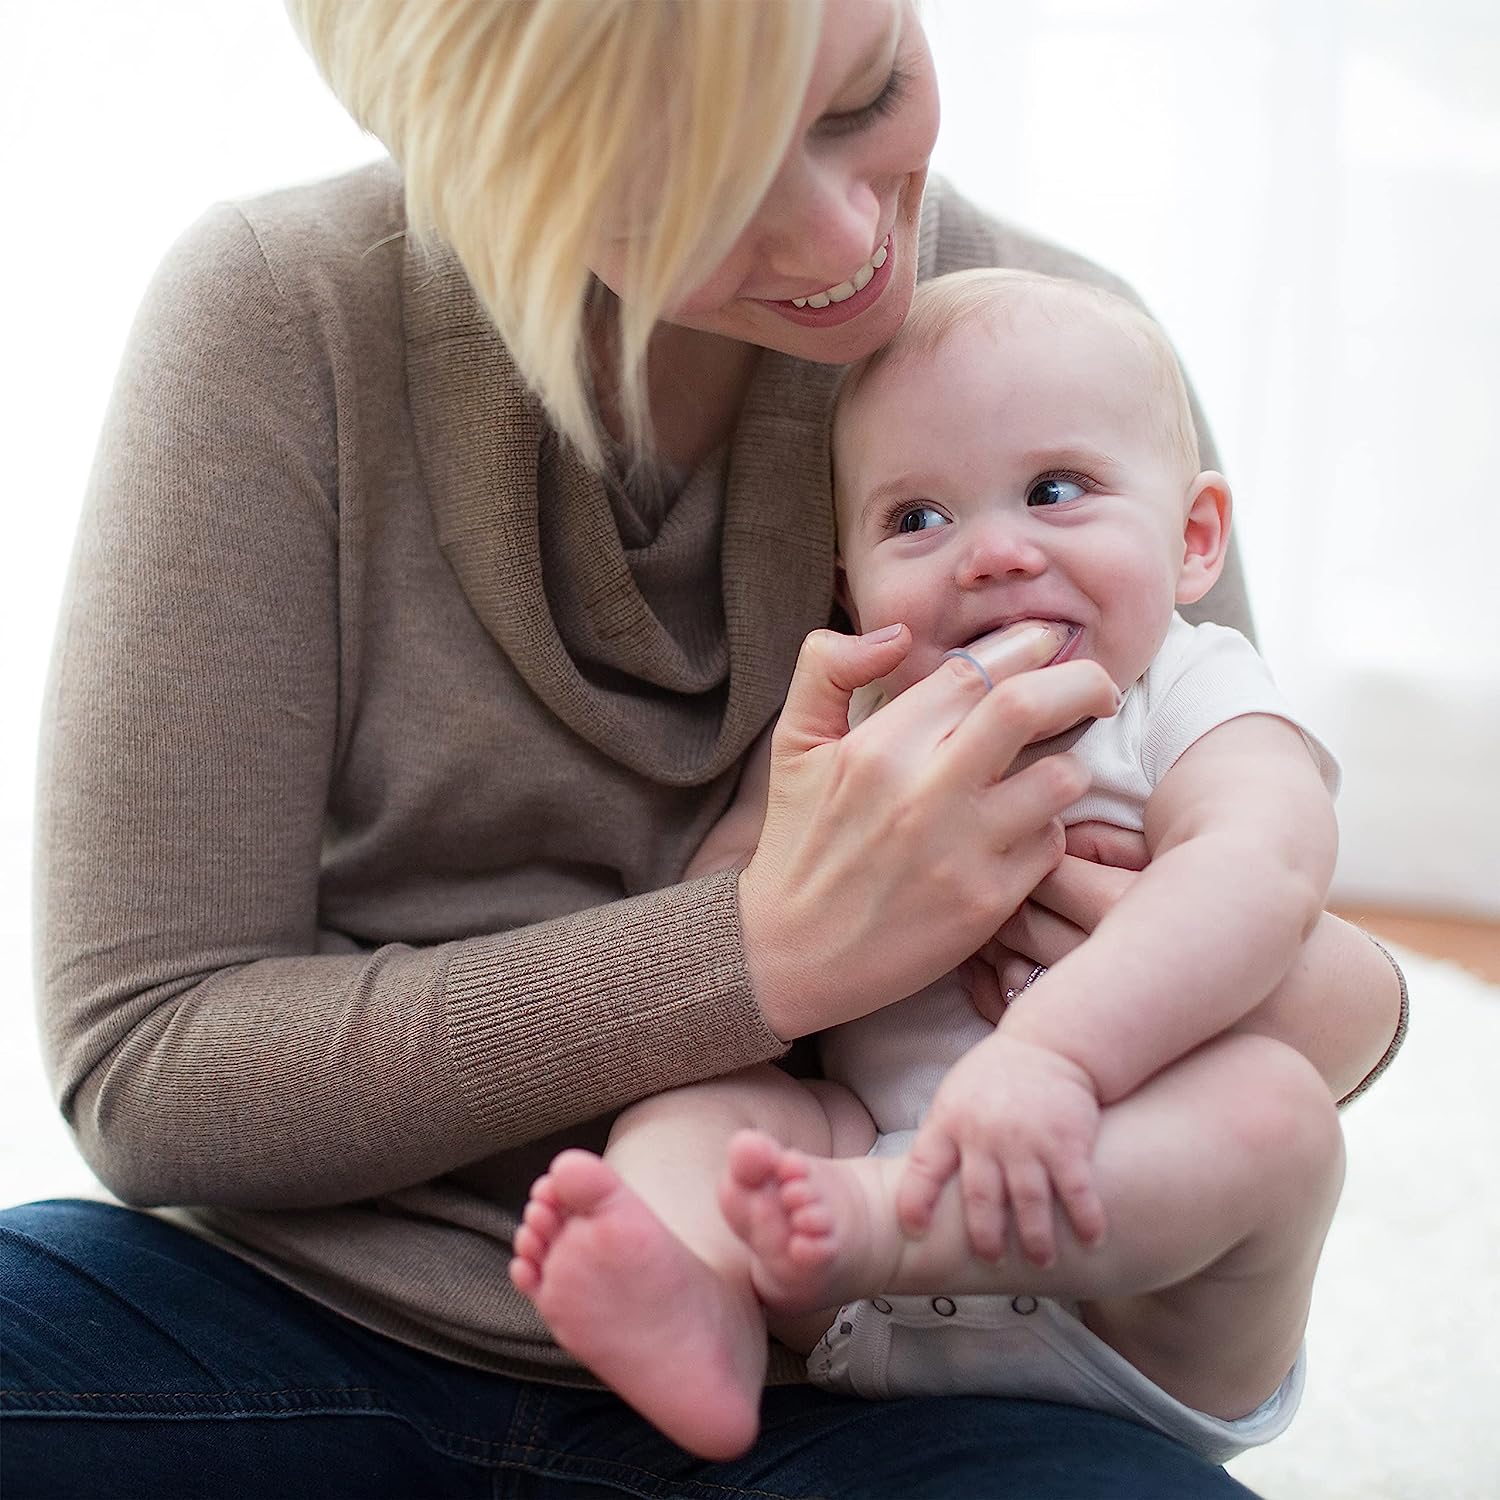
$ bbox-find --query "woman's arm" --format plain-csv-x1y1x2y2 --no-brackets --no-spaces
36,208,793,1213
682,726,774,879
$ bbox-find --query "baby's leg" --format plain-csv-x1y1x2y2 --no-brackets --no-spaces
509,1064,872,1459
724,1034,1342,1422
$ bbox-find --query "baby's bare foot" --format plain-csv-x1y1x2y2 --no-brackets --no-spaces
718,1130,899,1314
509,1149,765,1460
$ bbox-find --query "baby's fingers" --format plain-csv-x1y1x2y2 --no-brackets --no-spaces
958,1151,1007,1261
1007,1158,1058,1268
1051,1155,1108,1250
896,1129,960,1238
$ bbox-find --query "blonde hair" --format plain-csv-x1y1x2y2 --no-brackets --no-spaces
288,0,822,469
838,267,1201,477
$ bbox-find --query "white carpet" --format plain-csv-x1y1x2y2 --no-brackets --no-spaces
3,944,1496,1497
1226,946,1500,1500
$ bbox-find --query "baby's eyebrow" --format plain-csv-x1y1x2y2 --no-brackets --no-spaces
1019,444,1123,477
856,473,931,527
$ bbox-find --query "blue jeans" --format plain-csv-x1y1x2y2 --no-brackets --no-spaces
1,1200,1257,1499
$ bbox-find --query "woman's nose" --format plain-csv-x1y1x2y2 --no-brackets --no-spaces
956,519,1047,587
761,158,884,289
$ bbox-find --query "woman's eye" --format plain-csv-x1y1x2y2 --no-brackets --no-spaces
819,65,911,138
1026,477,1088,507
896,504,949,534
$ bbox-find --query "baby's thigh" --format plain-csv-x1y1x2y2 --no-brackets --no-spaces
611,1063,871,1159
1079,1035,1342,1417
801,1078,879,1157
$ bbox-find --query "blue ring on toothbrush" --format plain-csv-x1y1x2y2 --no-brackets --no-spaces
941,648,994,693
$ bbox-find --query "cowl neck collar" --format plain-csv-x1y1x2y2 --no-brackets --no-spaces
403,244,839,786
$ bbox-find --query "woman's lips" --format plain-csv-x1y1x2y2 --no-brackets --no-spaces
758,237,894,328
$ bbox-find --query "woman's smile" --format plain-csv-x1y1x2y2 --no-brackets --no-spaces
759,234,895,327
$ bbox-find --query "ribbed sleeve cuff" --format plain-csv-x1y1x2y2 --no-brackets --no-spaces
442,869,788,1142
1336,933,1410,1109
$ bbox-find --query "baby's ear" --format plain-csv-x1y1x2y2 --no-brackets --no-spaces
1176,471,1232,605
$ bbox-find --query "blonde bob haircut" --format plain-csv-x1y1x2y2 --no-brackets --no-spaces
288,0,823,470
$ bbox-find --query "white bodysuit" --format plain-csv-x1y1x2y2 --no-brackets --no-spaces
807,616,1339,1463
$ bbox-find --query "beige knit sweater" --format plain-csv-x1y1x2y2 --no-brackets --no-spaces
34,160,1250,1383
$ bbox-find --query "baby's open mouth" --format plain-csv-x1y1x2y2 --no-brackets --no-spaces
955,619,1081,678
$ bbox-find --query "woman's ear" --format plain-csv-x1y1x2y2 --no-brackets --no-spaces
1175,471,1233,605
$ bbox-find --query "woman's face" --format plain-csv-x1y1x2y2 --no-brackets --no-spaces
592,0,940,367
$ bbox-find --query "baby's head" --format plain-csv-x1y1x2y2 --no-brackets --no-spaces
832,268,1231,698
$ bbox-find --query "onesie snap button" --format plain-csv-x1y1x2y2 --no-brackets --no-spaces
872,1297,893,1314
1011,1295,1039,1315
932,1296,957,1317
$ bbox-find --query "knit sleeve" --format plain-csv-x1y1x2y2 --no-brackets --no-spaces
34,205,785,1212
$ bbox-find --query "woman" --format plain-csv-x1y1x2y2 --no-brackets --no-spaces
3,2,1403,1496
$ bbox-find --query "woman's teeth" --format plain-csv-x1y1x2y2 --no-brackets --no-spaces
791,238,889,308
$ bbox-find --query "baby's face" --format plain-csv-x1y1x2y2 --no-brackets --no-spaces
834,308,1197,700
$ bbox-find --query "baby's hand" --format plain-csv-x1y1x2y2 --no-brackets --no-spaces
895,1032,1106,1267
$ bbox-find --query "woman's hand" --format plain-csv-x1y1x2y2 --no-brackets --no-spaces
968,823,1147,1024
737,626,1120,1041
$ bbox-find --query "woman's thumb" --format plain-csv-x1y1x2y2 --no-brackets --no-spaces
776,624,910,750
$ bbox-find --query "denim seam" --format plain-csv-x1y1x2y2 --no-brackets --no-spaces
1,1387,382,1399
502,1445,824,1500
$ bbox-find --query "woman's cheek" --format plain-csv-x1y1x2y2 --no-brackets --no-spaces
668,255,750,320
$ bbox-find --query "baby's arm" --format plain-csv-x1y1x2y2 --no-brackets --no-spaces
683,725,774,879
897,713,1336,1262
1004,712,1337,1102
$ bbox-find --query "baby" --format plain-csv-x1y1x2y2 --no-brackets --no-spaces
511,269,1343,1465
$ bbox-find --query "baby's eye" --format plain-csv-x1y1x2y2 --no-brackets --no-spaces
1026,476,1088,507
895,504,949,534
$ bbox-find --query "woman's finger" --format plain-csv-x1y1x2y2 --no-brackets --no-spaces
997,899,1089,969
1030,852,1139,933
962,955,1010,1027
1065,820,1149,870
947,659,1120,788
849,647,999,761
952,620,1074,686
981,755,1088,853
773,625,913,753
967,823,1069,942
981,944,1047,1006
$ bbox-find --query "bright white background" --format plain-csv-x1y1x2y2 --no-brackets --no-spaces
0,5,1497,1496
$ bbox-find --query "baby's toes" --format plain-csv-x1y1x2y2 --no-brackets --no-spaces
522,1195,562,1245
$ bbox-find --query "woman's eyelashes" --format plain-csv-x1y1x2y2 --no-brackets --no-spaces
818,64,912,138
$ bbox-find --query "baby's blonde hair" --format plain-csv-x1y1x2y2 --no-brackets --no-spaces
838,267,1201,479
287,0,822,469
